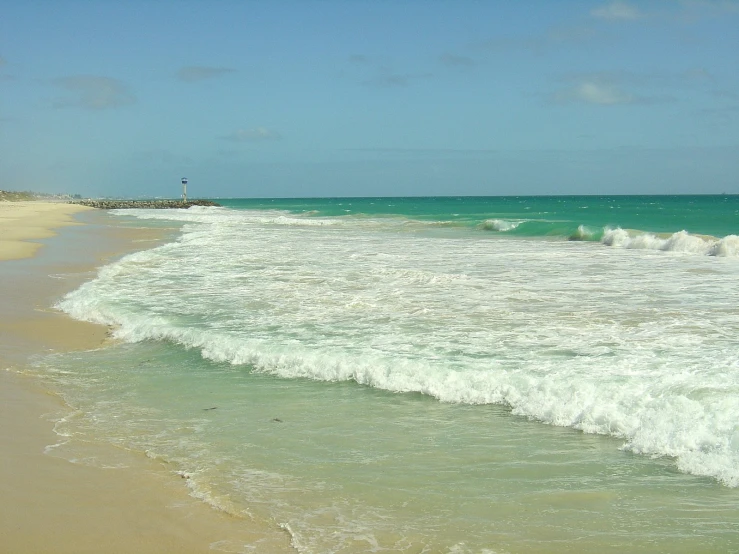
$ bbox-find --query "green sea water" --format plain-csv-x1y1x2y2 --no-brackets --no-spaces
218,195,739,240
34,195,739,553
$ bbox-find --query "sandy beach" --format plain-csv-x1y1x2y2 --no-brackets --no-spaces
0,202,291,553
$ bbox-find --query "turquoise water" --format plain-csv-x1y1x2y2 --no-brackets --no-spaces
38,196,739,552
218,195,739,242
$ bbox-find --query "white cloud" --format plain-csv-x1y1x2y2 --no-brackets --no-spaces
176,66,235,82
591,1,644,20
52,75,135,110
221,128,282,142
572,81,634,104
552,70,701,106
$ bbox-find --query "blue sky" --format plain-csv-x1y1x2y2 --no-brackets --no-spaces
1,0,738,197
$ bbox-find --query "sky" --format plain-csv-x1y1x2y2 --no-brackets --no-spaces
1,0,738,198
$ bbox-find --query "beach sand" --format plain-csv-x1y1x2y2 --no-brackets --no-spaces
0,202,291,553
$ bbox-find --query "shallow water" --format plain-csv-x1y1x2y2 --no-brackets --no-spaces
39,341,739,553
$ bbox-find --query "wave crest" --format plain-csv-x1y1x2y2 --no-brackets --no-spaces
568,225,598,241
481,219,521,232
602,229,739,257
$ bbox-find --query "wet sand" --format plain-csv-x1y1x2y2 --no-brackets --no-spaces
0,203,292,553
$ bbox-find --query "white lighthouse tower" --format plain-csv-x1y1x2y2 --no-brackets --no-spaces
181,177,188,203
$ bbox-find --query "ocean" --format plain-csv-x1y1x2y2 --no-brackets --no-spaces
37,195,739,552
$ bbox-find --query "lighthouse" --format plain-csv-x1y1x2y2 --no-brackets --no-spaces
181,177,188,203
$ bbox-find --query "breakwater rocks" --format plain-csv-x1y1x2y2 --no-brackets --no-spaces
71,199,220,209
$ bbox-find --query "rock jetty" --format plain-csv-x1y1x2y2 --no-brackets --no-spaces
71,199,220,209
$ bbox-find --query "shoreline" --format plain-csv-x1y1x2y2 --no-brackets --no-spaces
0,203,292,553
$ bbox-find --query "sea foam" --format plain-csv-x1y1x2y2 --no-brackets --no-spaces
602,228,739,257
59,206,739,486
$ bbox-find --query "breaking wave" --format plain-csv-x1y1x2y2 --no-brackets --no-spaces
568,225,599,241
480,219,522,232
603,228,739,257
